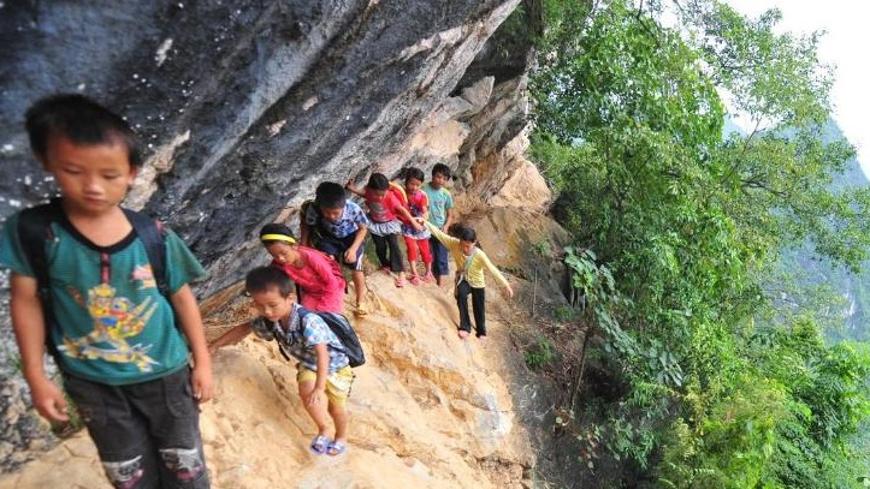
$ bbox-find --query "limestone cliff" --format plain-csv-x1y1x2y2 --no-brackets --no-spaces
0,1,582,486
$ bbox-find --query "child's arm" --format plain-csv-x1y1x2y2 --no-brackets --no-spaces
443,206,453,231
171,285,214,403
479,251,514,298
395,204,423,231
308,251,342,291
10,273,69,422
344,180,366,198
302,343,330,407
424,220,459,246
300,220,312,247
345,224,368,264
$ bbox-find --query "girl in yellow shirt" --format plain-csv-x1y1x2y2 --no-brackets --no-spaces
424,221,514,339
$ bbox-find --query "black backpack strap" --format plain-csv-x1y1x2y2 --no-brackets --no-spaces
123,208,169,298
17,199,64,358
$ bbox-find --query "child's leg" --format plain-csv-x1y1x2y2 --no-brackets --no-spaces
430,237,448,285
403,235,419,277
351,270,366,306
387,233,404,274
471,287,487,337
297,377,331,437
456,280,473,334
418,238,433,276
324,367,354,455
371,233,390,268
63,374,165,488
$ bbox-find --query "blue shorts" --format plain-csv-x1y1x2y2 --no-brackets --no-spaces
317,233,365,271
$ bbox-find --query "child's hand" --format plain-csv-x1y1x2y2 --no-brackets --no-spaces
30,377,69,422
344,179,353,190
415,217,426,225
191,363,214,403
343,247,357,264
302,386,325,407
505,285,514,299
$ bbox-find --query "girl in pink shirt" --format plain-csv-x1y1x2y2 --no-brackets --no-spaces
260,223,346,313
400,167,434,285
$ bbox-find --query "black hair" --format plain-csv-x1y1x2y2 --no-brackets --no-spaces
366,173,389,191
457,226,477,243
404,167,425,184
25,93,142,167
431,163,451,179
447,223,465,238
314,181,347,209
245,266,294,297
259,223,296,245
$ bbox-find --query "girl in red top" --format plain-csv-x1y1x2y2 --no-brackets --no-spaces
260,223,346,313
400,167,434,285
346,173,422,287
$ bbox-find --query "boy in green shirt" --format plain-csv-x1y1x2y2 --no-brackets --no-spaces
1,94,212,488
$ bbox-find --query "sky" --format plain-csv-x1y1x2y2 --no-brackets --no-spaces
727,0,870,178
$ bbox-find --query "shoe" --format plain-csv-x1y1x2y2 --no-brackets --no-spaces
354,303,369,316
326,440,347,456
310,435,330,455
380,266,391,274
395,275,406,288
458,330,470,339
423,272,435,283
408,275,421,286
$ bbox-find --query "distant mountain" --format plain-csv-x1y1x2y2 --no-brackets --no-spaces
773,119,869,342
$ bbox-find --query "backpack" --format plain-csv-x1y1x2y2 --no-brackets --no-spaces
17,198,170,359
296,307,366,368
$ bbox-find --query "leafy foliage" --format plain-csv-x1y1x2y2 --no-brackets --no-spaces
529,0,870,486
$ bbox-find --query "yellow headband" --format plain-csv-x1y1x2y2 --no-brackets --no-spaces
260,234,297,244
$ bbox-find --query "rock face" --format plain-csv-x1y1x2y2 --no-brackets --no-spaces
0,0,576,485
0,0,522,297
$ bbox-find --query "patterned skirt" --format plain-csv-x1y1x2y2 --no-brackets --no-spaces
368,219,403,236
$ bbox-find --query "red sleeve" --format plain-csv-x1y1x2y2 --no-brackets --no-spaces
385,192,406,215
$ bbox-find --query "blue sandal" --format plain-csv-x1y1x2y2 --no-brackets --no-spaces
326,440,347,456
310,435,330,455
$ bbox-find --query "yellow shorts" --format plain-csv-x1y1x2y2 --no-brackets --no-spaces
296,365,354,408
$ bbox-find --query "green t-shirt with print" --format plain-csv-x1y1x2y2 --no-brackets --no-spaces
0,210,207,385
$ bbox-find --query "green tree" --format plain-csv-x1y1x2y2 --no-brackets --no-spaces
529,0,870,486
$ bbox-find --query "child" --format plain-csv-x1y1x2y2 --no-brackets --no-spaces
260,223,346,313
244,266,354,456
300,182,369,315
400,167,434,285
345,173,421,287
424,220,514,339
0,94,212,488
423,163,454,286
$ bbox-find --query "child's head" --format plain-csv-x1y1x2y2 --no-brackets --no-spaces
260,223,299,265
430,163,451,189
365,173,389,198
404,167,425,193
457,225,477,255
245,266,296,323
25,94,142,213
314,182,347,222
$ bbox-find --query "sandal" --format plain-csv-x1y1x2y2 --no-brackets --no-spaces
310,435,330,455
422,272,435,283
380,266,391,274
395,275,406,288
408,275,421,286
327,440,347,456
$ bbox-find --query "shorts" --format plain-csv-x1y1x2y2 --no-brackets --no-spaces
297,365,355,408
316,233,365,271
